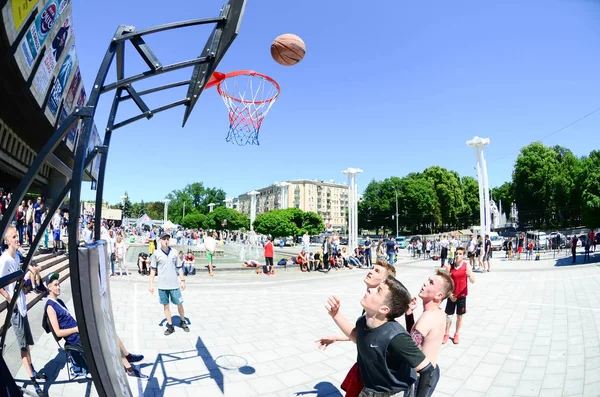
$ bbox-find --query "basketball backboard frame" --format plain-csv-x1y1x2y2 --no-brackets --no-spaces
183,0,246,126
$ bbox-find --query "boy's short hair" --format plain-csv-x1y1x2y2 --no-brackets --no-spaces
383,276,411,320
456,246,466,254
435,269,454,300
375,259,396,278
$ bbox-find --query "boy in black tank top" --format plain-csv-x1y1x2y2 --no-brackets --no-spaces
325,276,437,397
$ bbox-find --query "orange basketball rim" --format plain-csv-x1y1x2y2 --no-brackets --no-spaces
206,70,280,146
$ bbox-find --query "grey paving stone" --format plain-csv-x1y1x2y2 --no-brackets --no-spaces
514,379,543,396
461,374,494,393
485,385,516,397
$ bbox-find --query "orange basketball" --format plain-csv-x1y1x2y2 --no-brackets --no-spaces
271,34,306,66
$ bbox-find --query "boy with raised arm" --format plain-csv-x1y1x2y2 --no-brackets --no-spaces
326,276,437,397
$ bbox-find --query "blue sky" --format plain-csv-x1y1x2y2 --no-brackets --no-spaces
73,0,600,205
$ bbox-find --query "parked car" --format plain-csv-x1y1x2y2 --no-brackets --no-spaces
339,236,348,245
488,233,504,251
395,236,407,249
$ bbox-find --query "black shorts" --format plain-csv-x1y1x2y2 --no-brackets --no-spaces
445,297,467,315
467,252,474,259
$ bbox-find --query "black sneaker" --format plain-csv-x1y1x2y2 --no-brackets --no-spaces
164,324,175,336
126,353,144,363
125,367,148,379
180,320,190,332
34,371,48,381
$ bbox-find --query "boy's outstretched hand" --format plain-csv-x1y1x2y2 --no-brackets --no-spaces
325,296,341,317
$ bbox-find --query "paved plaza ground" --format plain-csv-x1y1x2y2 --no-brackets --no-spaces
5,247,600,397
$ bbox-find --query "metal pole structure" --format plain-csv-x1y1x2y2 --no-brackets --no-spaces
467,137,490,237
208,203,216,212
279,181,290,209
120,194,128,224
183,201,186,219
163,199,171,224
391,184,399,238
343,168,363,254
249,191,259,231
0,2,247,396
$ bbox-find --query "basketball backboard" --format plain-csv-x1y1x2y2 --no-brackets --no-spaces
182,0,247,126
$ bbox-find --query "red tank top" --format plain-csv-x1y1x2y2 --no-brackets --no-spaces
450,261,468,298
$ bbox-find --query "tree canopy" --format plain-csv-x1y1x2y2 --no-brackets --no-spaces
253,208,324,238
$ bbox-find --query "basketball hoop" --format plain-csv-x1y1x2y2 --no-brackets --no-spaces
207,70,280,146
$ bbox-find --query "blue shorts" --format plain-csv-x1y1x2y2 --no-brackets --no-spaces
53,229,61,241
158,288,183,305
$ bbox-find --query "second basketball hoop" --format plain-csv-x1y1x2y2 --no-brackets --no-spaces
207,70,280,146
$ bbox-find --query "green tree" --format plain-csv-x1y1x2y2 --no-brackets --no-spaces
181,213,209,229
253,210,299,238
145,201,164,221
398,173,439,233
513,142,558,229
423,166,465,229
581,150,600,228
301,211,325,235
208,207,249,230
459,176,480,228
358,179,388,233
130,200,146,219
551,146,583,227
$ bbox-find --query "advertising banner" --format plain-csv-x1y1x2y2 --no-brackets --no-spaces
32,47,57,95
47,44,77,116
63,67,81,113
11,0,37,31
20,0,69,62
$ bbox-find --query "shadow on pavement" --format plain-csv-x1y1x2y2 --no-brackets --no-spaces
15,348,93,396
140,335,255,396
554,252,600,267
294,381,343,396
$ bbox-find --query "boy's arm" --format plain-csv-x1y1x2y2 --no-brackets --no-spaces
325,296,357,343
467,264,476,283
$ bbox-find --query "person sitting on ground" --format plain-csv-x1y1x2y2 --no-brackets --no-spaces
348,249,362,268
314,249,324,271
183,250,196,276
44,273,146,378
138,253,151,275
297,250,309,272
308,252,316,271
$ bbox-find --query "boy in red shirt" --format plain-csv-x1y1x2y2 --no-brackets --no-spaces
442,247,476,344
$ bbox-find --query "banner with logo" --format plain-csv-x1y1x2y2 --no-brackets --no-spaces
63,67,81,113
21,0,69,63
11,0,38,32
47,44,77,116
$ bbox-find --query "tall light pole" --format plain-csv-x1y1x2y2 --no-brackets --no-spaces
248,190,259,231
163,199,171,225
343,168,363,254
391,184,398,238
208,203,216,213
120,194,128,224
467,136,491,236
279,181,290,209
183,201,186,219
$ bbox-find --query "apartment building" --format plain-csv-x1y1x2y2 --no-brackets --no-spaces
237,179,349,230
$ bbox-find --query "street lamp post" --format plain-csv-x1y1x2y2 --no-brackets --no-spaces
248,191,259,231
208,203,216,213
279,182,290,209
342,168,363,254
163,199,171,225
120,194,128,224
391,184,398,238
467,136,491,236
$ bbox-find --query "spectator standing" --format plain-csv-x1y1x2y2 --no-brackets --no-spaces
364,237,373,268
0,226,47,396
264,235,274,275
149,232,189,336
32,197,44,240
204,232,216,276
385,238,396,264
115,235,128,277
25,200,34,245
16,200,26,246
51,209,62,253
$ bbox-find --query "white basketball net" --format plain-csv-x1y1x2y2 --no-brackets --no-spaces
217,73,280,146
